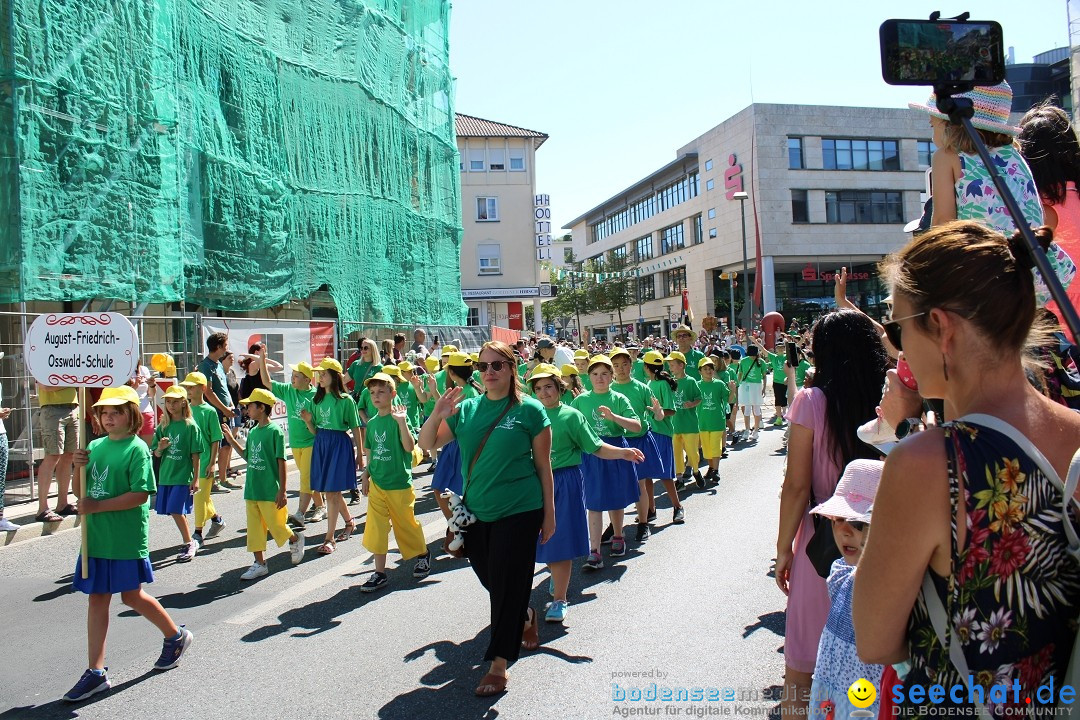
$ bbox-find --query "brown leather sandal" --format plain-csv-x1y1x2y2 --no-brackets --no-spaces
521,607,540,651
474,672,508,697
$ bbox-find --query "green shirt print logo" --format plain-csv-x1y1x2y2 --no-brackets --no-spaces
674,390,685,409
317,404,332,426
166,430,183,461
371,428,390,462
248,441,265,472
89,463,109,499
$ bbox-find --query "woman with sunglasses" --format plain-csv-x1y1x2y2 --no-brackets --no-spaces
774,309,888,718
418,341,554,698
855,222,1080,717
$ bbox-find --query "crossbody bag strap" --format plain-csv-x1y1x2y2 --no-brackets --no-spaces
462,398,517,504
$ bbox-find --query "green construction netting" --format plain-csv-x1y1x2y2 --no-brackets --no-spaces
0,0,465,325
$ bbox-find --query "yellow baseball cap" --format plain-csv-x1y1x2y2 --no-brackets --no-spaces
180,371,208,387
528,363,562,383
587,354,613,372
162,385,188,400
698,356,715,369
397,361,415,373
240,388,278,406
289,361,314,379
608,347,631,361
424,356,439,372
573,349,589,360
560,363,580,376
447,352,472,367
469,352,480,363
442,344,459,354
643,350,665,365
380,364,403,379
317,358,343,374
365,372,397,391
93,386,141,407
665,351,687,364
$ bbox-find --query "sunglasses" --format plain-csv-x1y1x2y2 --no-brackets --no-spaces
883,311,926,352
476,361,510,372
832,517,868,532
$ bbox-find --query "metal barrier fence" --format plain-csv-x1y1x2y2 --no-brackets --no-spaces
336,322,491,361
0,308,199,507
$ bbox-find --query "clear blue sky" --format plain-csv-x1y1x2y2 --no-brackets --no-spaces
449,0,1070,231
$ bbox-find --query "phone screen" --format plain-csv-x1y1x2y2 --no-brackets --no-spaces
880,19,1004,86
786,342,799,368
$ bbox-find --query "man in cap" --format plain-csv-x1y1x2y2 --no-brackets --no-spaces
672,325,706,381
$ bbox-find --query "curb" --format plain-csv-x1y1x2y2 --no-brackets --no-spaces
1,514,82,548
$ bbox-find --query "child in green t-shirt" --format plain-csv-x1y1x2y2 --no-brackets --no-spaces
666,352,703,486
152,386,202,564
66,386,191,703
358,374,431,593
696,358,730,483
237,389,304,580
180,373,226,546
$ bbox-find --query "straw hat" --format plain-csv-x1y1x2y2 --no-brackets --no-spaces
908,81,1018,135
810,459,884,522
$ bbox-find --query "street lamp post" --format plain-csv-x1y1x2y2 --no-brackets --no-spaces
733,191,751,328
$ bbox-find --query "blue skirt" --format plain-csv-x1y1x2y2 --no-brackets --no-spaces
73,556,154,595
581,436,640,511
154,484,193,515
431,440,463,496
626,431,670,480
311,429,357,492
536,466,590,563
645,432,675,479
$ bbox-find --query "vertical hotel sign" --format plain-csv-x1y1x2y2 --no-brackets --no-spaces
535,194,552,261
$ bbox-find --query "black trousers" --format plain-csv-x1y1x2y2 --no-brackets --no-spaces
464,507,544,664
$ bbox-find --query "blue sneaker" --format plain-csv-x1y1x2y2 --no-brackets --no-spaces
545,600,569,623
153,626,193,670
63,668,110,702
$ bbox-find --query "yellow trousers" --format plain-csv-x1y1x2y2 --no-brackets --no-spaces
672,433,700,474
294,446,313,494
361,484,427,559
245,500,294,552
194,475,217,527
699,431,724,460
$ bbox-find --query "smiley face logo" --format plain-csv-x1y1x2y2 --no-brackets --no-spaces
847,678,877,708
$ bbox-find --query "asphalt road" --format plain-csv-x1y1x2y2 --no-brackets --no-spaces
0,423,792,720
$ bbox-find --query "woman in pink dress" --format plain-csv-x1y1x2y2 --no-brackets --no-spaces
774,309,888,716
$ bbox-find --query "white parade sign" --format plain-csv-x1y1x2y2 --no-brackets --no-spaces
25,313,140,387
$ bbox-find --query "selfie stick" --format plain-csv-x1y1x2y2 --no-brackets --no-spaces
933,85,1080,342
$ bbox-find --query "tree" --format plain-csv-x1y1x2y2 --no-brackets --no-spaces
540,253,592,340
593,247,634,335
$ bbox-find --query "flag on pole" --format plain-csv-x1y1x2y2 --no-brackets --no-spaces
681,288,694,325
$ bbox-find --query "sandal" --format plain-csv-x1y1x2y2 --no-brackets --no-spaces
317,541,336,555
35,510,63,523
56,504,78,517
335,523,355,543
521,607,540,651
474,672,508,697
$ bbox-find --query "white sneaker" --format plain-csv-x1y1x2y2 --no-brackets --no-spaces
289,533,305,565
205,517,226,539
308,507,327,523
0,518,17,532
240,562,268,581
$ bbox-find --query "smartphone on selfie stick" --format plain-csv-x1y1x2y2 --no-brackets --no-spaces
880,13,1080,341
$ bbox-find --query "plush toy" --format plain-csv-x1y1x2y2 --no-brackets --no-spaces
445,492,476,554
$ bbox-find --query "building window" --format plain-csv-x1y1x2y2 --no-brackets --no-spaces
488,149,505,171
917,140,936,167
638,275,656,302
825,190,904,224
791,189,809,223
788,137,804,169
509,148,525,171
466,307,480,326
707,208,716,219
478,244,501,274
664,267,687,297
706,179,715,191
709,228,717,238
822,138,900,171
705,159,713,172
563,247,575,263
468,149,484,171
591,253,605,272
660,222,685,254
656,172,699,213
589,171,697,242
476,197,498,221
635,234,653,262
694,214,703,245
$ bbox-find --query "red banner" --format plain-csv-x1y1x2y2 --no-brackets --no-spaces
508,302,523,330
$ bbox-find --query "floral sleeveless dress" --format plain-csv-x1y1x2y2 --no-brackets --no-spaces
901,420,1080,719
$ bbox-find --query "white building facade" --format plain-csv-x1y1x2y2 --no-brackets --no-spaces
565,103,934,341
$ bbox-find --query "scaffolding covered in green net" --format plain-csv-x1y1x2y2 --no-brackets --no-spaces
0,0,465,325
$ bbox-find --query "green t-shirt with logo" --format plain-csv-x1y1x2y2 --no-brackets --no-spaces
648,380,676,437
244,422,286,502
84,435,156,560
364,412,412,491
545,403,603,470
796,360,812,388
421,370,447,417
152,419,202,486
671,375,702,434
358,386,405,423
346,360,381,389
737,356,767,384
271,380,317,449
446,394,549,522
191,403,223,478
681,348,706,381
697,378,730,432
631,358,647,383
397,381,423,433
611,378,655,438
767,351,786,377
571,389,635,439
313,392,360,431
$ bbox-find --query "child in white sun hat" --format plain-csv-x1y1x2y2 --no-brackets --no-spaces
808,458,885,720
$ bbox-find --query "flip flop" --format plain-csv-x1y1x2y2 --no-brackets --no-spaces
35,510,63,523
56,504,78,517
521,607,540,651
317,541,336,555
474,672,508,697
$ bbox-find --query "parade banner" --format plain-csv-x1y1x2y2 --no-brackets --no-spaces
25,313,140,387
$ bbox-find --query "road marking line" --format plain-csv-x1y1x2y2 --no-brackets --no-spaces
223,516,448,626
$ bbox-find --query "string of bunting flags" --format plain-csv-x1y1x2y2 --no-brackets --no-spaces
553,255,684,283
